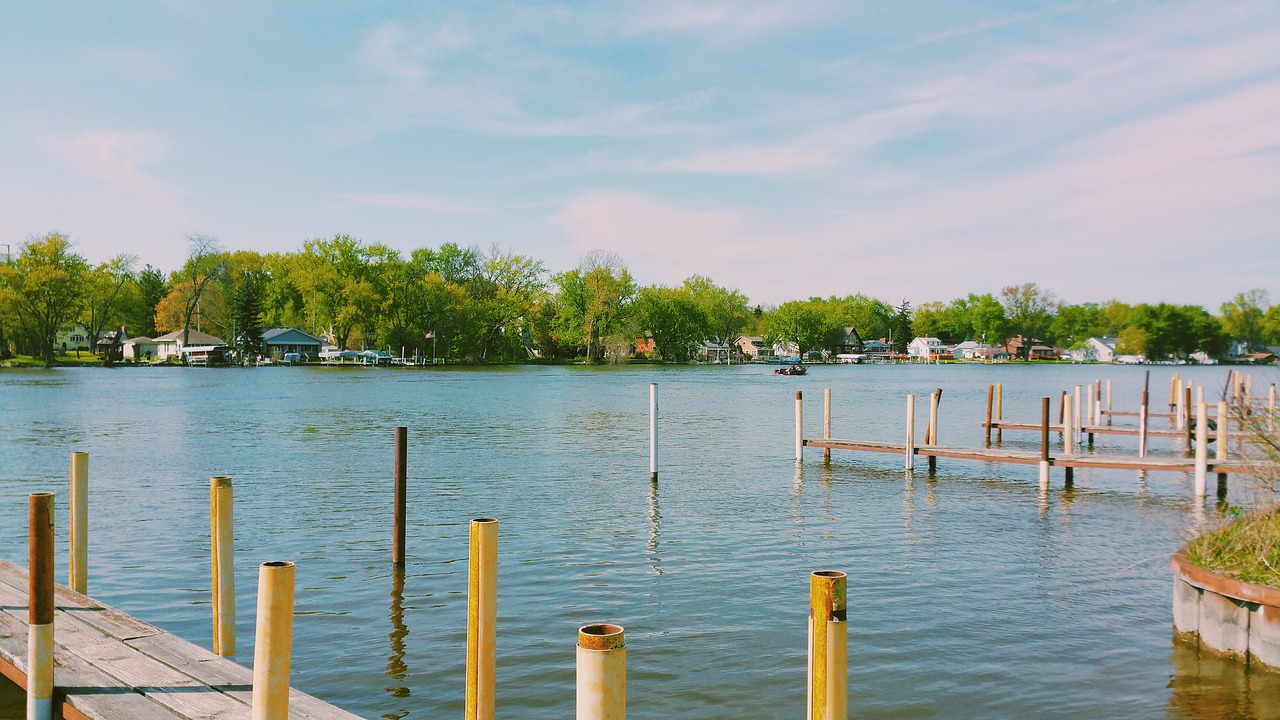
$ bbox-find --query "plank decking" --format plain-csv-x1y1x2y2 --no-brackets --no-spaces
0,558,363,720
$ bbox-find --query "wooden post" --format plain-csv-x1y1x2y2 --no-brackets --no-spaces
1194,400,1208,498
1058,391,1066,436
1085,384,1094,432
1074,385,1082,446
995,384,1003,443
905,395,915,471
466,518,498,720
1170,373,1179,412
577,624,625,720
1095,379,1102,426
1184,387,1193,455
394,426,407,566
69,451,88,594
1217,401,1229,461
927,389,941,446
1039,397,1050,489
650,384,658,481
795,391,804,463
1106,379,1112,426
808,570,847,720
211,476,236,656
1246,374,1253,407
823,388,831,463
1139,371,1150,458
985,385,994,447
28,492,55,720
1174,377,1185,430
1064,394,1075,455
251,561,295,720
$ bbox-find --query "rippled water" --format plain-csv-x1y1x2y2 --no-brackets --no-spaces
1,363,1278,718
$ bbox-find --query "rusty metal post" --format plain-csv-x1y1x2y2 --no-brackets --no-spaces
70,451,88,594
808,570,847,720
1184,387,1193,455
28,492,55,720
394,426,407,566
577,624,625,720
1106,379,1112,426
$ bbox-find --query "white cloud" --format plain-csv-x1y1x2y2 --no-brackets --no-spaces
42,129,184,216
337,192,488,215
356,22,473,82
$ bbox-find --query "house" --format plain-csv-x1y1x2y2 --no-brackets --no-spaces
153,329,226,360
1003,335,1054,360
907,337,949,359
862,339,892,359
262,328,324,361
55,322,92,353
950,340,995,360
736,336,774,362
95,327,126,364
1085,337,1117,363
635,337,656,355
830,327,863,355
123,336,159,362
697,341,732,363
1028,344,1057,360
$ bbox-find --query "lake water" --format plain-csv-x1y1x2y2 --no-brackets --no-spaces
1,363,1278,719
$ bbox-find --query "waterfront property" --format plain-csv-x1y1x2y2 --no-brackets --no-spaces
263,327,324,361
152,330,226,361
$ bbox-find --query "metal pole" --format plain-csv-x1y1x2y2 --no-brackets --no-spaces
28,492,55,720
823,388,831,463
985,385,993,447
795,391,804,462
1039,397,1050,489
69,452,88,594
466,518,498,720
394,427,407,565
995,383,1003,443
808,570,847,720
211,476,236,656
650,384,658,480
577,624,626,720
905,395,915,471
251,561,295,720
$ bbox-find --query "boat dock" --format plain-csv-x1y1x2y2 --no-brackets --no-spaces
0,558,362,720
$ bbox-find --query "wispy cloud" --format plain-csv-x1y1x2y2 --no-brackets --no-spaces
617,1,837,37
42,129,184,215
337,192,488,215
356,22,473,82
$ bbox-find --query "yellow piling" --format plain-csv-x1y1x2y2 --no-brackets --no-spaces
466,518,498,720
1064,394,1074,455
1217,401,1229,461
808,570,847,720
29,492,55,720
795,391,804,462
69,451,88,594
211,476,236,656
905,395,915,471
577,624,625,720
251,561,295,720
1169,373,1178,412
823,388,831,463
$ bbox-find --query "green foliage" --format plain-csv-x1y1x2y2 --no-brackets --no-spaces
683,275,751,351
0,233,91,365
1000,282,1056,355
1220,289,1270,352
131,264,168,337
764,299,837,359
1129,303,1225,359
232,271,265,362
892,300,912,354
547,251,635,362
632,286,706,362
1049,303,1106,347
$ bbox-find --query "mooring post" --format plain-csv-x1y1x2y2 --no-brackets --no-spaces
650,384,658,481
808,570,847,720
1194,400,1208,498
210,476,236,656
795,391,804,463
927,389,941,446
1170,373,1179,413
905,395,915,471
1246,374,1253,408
1095,379,1102,426
1174,377,1185,430
69,451,88,594
1217,401,1229,462
577,624,625,720
1106,379,1112,425
28,492,55,720
985,385,994,447
1085,383,1094,431
995,383,1003,443
251,561,295,720
1058,391,1066,437
1139,372,1150,458
1074,385,1082,446
1184,387,1193,455
1039,397,1050,490
1064,394,1075,455
466,518,498,720
823,388,831,463
394,426,407,566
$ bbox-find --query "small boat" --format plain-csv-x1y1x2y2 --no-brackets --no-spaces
775,364,806,376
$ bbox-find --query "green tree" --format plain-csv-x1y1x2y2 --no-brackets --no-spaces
175,234,228,347
1220,289,1270,352
82,254,138,345
1262,305,1280,345
130,264,168,337
912,301,949,339
892,300,912,354
632,285,706,362
765,300,838,360
1130,304,1225,360
292,234,381,350
1000,282,1057,357
1116,326,1148,356
1048,303,1105,348
683,275,751,360
550,251,635,362
0,233,90,366
232,271,265,363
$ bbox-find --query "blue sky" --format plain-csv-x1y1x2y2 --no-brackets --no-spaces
2,1,1277,308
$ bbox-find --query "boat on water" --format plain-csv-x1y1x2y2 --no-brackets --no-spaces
774,364,806,376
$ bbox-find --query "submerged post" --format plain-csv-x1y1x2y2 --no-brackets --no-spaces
649,384,658,481
466,518,498,720
577,624,626,720
29,492,55,720
394,426,407,566
1194,400,1208,498
905,395,915,471
795,391,804,463
985,384,994,447
823,388,831,463
1039,397,1050,490
70,451,88,594
210,476,236,656
251,561,295,720
808,570,847,720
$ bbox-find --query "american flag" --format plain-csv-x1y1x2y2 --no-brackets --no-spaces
424,331,435,339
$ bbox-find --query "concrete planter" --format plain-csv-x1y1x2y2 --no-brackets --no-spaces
1171,550,1280,670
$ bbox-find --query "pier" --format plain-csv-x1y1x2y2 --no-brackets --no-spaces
0,558,361,720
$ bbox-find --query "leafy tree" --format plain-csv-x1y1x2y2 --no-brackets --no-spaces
1220,289,1270,352
292,234,380,350
1048,303,1105,348
632,285,706,362
1130,304,1225,360
1000,282,1057,357
82,254,137,345
1098,300,1134,337
892,300,912,354
765,300,838,360
683,275,751,360
155,281,228,335
0,233,90,365
471,246,547,360
911,301,949,340
956,293,1007,345
174,234,228,346
1116,326,1148,356
550,251,635,362
130,264,168,337
1262,305,1280,345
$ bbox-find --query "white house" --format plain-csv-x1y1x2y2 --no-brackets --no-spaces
951,340,995,360
262,328,324,361
1085,337,1118,363
907,337,949,359
54,322,92,352
153,329,225,360
122,336,159,362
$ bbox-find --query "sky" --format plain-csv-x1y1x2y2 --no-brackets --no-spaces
2,1,1277,309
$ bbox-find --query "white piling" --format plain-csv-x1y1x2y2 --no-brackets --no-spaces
1106,380,1112,425
1217,401,1229,461
1064,394,1075,455
577,624,626,720
795,391,804,463
1074,385,1082,445
1194,401,1208,498
905,395,915,471
823,388,831,463
649,384,658,481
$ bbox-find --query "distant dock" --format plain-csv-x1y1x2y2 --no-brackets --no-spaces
0,558,362,720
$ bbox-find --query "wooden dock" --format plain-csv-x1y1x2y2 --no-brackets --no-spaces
0,558,362,720
803,437,1260,475
981,420,1237,441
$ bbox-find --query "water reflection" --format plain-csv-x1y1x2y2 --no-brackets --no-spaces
647,477,663,576
385,566,410,718
1168,637,1280,719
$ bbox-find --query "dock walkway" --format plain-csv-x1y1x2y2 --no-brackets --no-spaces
0,558,362,720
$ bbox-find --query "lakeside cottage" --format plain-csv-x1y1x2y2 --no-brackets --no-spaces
263,327,324,361
907,337,949,359
153,329,226,361
54,322,91,353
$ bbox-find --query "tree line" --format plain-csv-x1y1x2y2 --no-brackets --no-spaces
1,232,1278,367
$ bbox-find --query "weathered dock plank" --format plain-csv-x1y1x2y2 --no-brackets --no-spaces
0,558,364,719
981,420,1237,440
